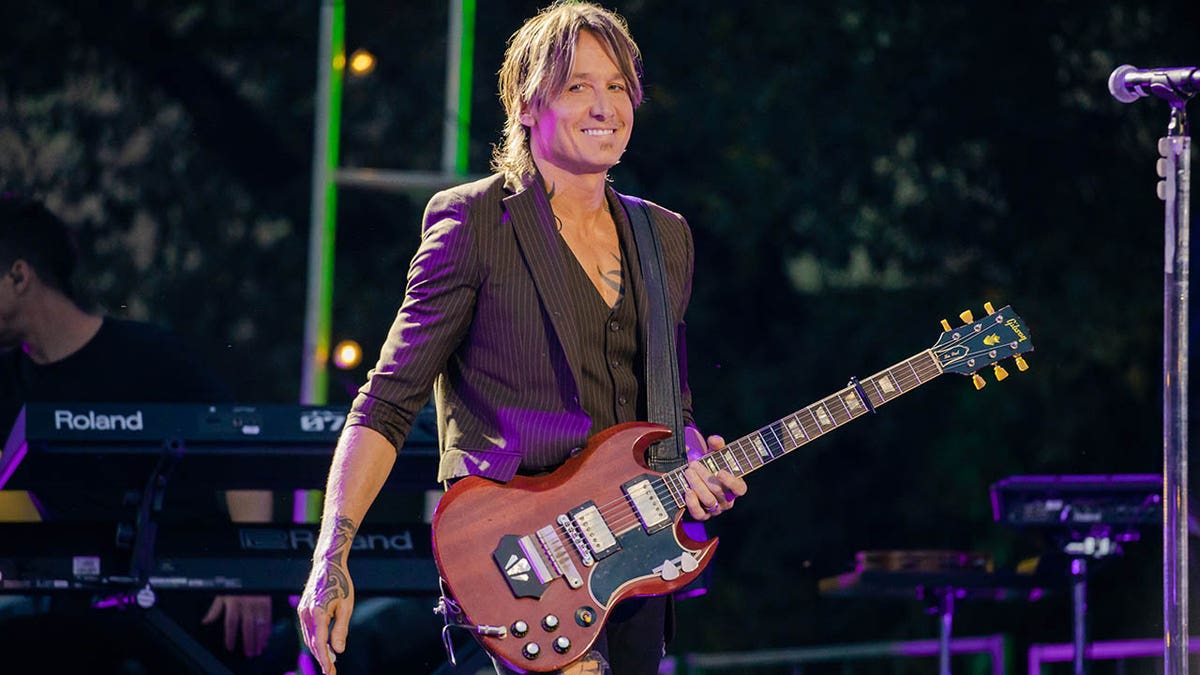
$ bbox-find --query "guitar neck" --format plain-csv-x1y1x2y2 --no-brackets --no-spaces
662,349,943,496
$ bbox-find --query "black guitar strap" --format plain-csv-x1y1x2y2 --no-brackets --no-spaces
620,194,687,471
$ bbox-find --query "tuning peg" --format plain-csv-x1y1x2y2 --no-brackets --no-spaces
1014,355,1029,372
959,310,974,324
993,364,1009,381
940,319,952,331
972,373,986,390
984,302,995,314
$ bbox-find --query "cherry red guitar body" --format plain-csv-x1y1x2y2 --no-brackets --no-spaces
432,422,716,673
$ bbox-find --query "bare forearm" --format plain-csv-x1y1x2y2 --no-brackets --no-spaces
315,425,397,554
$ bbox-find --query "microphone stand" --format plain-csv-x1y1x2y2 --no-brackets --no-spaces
1154,85,1191,675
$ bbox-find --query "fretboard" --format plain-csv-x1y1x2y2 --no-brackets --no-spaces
660,349,943,505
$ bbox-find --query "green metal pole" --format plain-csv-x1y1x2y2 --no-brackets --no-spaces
302,0,344,407
443,0,475,176
300,0,345,524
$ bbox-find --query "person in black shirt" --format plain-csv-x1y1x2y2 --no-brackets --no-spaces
0,194,289,672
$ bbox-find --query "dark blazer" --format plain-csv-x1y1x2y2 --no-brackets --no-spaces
348,172,696,482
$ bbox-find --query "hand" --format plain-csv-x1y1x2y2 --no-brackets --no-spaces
202,595,272,658
298,558,356,675
681,434,747,520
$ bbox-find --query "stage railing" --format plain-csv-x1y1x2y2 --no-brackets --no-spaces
665,634,1006,675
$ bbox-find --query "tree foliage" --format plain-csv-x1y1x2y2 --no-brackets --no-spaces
1,0,1196,666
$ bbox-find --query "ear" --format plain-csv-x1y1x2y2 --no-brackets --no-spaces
8,260,30,290
518,104,536,128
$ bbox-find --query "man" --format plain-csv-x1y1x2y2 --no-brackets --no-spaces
0,194,286,672
297,3,747,674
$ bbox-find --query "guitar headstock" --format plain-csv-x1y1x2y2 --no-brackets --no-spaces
932,302,1034,388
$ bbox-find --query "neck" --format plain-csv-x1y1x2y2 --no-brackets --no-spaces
20,290,103,365
534,159,609,220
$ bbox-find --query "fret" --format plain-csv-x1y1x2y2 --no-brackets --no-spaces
904,358,921,386
703,451,732,475
724,445,743,474
749,433,774,462
830,393,853,422
762,424,787,458
807,407,825,435
841,389,864,417
867,377,887,406
783,415,809,445
875,370,901,399
734,438,763,469
812,402,837,429
730,440,755,472
917,351,941,377
663,471,685,507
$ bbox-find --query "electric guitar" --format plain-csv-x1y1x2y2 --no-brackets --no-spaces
431,303,1034,672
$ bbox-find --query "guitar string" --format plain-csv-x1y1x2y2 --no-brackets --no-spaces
543,344,1006,554
573,352,948,536
579,353,951,534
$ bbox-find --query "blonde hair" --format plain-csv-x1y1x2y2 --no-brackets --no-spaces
492,2,644,182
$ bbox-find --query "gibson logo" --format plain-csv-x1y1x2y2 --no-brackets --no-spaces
1005,318,1029,342
55,409,144,431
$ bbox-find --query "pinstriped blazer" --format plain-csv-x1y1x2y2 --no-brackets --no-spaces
347,172,696,483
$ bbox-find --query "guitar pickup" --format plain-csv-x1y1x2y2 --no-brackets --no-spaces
623,476,671,534
567,502,619,560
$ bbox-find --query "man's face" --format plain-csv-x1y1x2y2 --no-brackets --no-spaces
524,30,634,178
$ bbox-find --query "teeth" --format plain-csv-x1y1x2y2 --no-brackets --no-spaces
583,129,615,136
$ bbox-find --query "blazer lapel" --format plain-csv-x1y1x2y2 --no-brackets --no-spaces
503,179,587,391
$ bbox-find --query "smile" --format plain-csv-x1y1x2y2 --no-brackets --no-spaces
582,129,616,136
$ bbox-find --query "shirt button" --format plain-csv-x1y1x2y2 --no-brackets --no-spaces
609,321,620,332
618,396,628,406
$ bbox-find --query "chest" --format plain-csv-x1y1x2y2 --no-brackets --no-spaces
558,220,624,308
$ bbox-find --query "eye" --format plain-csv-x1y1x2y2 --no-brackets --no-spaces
608,82,627,92
567,83,587,93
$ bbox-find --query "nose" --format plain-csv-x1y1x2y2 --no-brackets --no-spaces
590,90,618,120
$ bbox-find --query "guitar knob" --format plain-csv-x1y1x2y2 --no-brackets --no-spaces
972,373,986,390
511,620,529,637
553,636,572,654
959,310,974,324
940,319,952,332
993,364,1009,381
542,614,560,631
522,642,541,660
574,606,596,627
984,302,995,315
1014,355,1029,372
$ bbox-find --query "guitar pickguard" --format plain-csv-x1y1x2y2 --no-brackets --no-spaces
587,522,704,606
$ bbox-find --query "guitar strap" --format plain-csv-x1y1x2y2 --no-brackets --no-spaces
619,194,687,471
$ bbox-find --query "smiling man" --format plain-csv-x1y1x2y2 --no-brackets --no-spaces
297,4,747,674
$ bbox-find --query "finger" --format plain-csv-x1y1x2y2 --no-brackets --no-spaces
224,598,239,652
201,596,223,625
714,470,748,500
241,606,256,657
683,464,720,519
308,617,332,674
329,599,353,655
706,434,726,451
302,605,334,675
255,605,273,657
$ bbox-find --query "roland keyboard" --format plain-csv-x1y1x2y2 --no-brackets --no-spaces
0,521,438,595
1,402,440,492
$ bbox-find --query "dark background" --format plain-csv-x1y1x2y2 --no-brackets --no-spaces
2,1,1197,672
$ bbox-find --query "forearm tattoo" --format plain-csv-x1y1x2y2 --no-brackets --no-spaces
312,515,358,609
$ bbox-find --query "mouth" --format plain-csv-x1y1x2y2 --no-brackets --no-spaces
582,129,617,136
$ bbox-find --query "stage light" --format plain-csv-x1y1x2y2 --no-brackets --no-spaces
332,339,363,369
348,48,376,77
